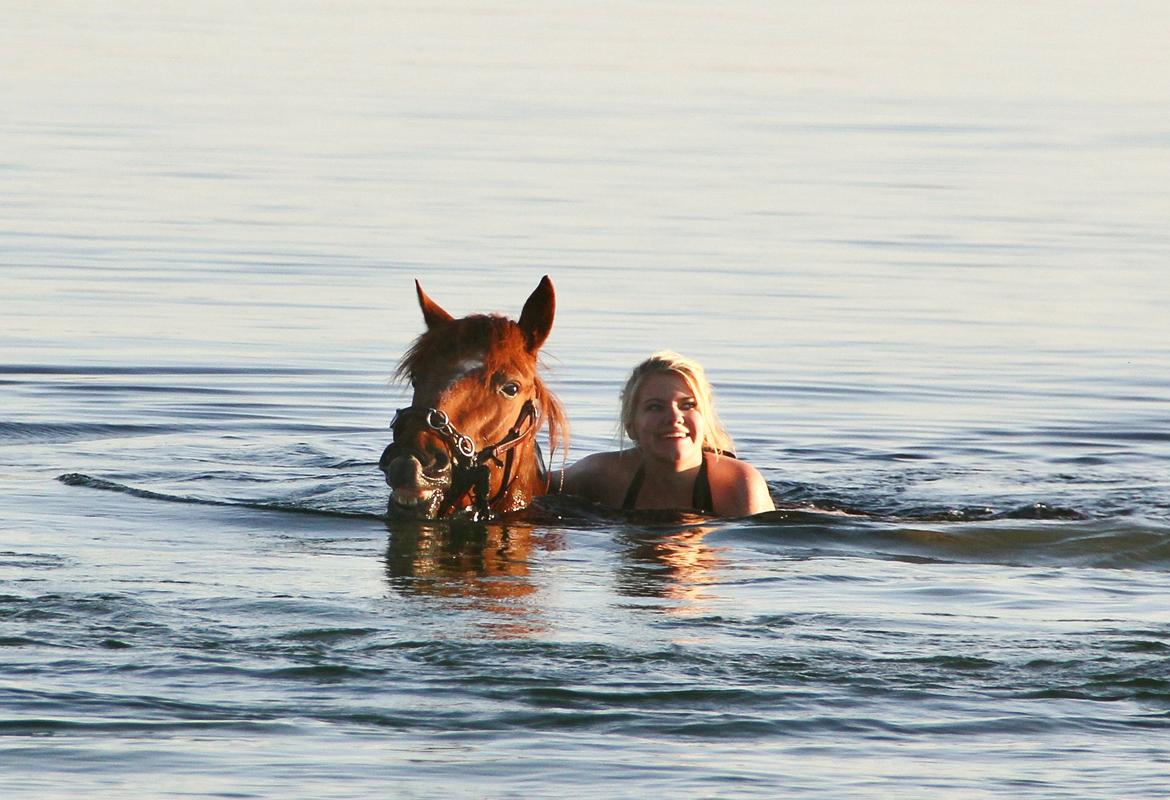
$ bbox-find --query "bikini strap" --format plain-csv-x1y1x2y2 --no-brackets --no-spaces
623,456,714,513
621,464,645,510
691,452,715,514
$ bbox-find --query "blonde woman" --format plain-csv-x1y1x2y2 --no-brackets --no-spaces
561,351,774,517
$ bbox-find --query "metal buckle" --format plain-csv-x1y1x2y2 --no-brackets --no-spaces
454,434,476,459
421,407,476,460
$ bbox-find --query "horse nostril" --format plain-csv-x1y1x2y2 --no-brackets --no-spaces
424,448,451,475
384,455,422,487
378,444,396,473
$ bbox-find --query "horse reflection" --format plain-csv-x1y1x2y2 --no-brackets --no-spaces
385,521,563,636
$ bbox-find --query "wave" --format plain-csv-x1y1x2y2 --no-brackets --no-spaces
0,421,178,444
55,473,384,521
0,364,329,376
56,474,1170,570
733,511,1170,571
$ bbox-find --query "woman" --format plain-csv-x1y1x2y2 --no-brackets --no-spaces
560,351,775,517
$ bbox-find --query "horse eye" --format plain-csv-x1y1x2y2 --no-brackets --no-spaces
500,382,521,398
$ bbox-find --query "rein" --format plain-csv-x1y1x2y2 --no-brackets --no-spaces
389,399,542,521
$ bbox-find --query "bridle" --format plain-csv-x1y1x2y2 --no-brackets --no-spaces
387,399,543,521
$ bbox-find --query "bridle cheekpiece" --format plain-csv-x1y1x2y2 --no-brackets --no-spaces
388,399,542,521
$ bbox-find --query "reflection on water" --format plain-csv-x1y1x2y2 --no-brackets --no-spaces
384,520,564,637
616,520,727,614
384,509,732,623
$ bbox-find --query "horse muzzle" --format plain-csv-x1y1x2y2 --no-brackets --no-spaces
379,444,453,519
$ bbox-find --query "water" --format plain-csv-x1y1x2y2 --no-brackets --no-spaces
3,2,1170,797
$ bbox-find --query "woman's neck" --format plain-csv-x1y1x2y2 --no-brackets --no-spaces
639,447,703,475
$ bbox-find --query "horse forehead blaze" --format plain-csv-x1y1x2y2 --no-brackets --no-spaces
401,314,537,390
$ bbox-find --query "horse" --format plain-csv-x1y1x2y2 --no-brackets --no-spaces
378,275,568,521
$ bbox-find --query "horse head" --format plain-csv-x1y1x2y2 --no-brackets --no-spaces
379,275,566,520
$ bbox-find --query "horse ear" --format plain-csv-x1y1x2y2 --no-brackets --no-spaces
518,275,555,352
415,280,454,329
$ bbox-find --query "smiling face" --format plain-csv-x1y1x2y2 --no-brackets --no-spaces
628,371,706,468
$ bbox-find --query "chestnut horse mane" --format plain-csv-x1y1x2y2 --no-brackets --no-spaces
394,313,569,461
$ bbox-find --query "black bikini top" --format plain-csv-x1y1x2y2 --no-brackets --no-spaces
621,452,715,514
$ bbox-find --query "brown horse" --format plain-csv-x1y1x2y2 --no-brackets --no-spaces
378,276,567,520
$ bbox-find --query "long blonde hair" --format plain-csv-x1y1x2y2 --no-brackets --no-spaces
619,350,735,455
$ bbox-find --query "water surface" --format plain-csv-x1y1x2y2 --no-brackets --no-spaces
3,3,1170,797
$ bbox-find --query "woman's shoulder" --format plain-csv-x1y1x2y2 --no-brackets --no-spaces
708,452,775,515
561,449,640,503
710,452,761,477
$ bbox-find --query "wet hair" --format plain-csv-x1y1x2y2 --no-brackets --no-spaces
619,350,735,455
